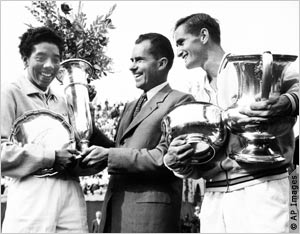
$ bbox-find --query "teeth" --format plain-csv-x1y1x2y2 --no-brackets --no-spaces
41,73,52,77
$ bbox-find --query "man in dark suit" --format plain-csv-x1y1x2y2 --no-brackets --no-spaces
81,33,195,232
91,211,102,233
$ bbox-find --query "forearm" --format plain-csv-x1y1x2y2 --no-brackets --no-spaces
107,147,172,176
67,160,107,177
1,141,55,178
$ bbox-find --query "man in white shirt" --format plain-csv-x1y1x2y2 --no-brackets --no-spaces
164,13,299,233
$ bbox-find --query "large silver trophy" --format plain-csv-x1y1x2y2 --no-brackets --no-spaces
58,58,94,151
9,109,75,177
162,102,227,165
220,52,297,164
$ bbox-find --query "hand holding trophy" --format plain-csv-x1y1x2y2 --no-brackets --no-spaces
58,58,94,152
162,101,227,166
57,58,100,175
220,52,297,164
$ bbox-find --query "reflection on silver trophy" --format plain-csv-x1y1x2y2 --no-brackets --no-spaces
220,52,297,164
9,109,75,177
162,102,227,165
58,58,94,152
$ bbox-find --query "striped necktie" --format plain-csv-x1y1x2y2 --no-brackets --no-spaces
132,93,147,119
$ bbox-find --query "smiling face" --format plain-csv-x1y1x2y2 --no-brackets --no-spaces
174,24,207,69
129,40,162,92
24,42,61,91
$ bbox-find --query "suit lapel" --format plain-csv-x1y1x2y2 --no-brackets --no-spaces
115,102,136,143
120,84,172,142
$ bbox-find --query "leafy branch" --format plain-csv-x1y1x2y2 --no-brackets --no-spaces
26,1,116,79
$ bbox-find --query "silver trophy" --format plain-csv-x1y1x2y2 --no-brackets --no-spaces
57,58,94,152
162,102,227,165
9,109,75,177
220,52,297,164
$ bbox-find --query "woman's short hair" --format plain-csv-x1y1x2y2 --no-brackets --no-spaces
19,26,64,59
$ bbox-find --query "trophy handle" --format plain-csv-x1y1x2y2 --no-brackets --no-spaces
261,51,273,100
223,52,297,164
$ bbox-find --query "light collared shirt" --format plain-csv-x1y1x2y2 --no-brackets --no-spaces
1,74,70,178
197,53,237,110
24,71,50,95
144,81,169,105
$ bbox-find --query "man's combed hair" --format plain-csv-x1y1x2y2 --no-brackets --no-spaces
135,33,174,70
19,26,64,59
175,13,221,45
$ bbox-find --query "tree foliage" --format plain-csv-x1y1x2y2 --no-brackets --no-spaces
26,1,116,79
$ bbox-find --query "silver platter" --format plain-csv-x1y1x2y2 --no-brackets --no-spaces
9,109,75,177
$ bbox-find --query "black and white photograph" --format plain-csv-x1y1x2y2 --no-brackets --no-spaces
1,1,299,233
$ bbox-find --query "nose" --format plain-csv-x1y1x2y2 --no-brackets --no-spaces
129,61,137,72
177,48,183,58
43,58,54,69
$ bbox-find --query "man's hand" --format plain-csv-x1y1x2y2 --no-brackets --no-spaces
237,95,295,136
164,135,194,176
239,95,292,118
164,134,234,179
53,149,80,172
81,145,109,167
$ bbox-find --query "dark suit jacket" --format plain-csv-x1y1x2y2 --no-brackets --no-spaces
96,84,194,233
92,219,101,233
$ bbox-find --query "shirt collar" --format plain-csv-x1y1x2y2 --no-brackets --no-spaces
145,81,168,102
202,52,231,105
217,52,231,75
204,52,231,90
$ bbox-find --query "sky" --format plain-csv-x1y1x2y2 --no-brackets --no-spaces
1,1,299,104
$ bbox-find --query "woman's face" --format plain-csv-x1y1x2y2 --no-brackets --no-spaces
25,42,61,91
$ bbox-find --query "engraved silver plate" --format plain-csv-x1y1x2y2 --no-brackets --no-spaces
9,109,75,177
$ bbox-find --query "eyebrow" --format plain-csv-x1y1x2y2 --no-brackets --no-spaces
130,56,144,62
35,52,60,57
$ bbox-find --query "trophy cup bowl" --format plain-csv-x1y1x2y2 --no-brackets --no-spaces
57,58,94,152
162,102,227,165
220,52,297,164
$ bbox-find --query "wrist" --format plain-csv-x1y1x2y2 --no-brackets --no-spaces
105,148,110,159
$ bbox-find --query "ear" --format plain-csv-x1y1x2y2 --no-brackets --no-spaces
157,57,168,71
199,28,209,44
